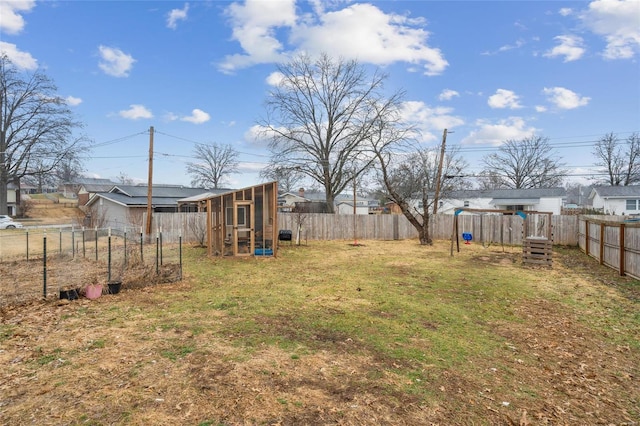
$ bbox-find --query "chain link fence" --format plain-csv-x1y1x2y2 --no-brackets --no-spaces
0,226,183,307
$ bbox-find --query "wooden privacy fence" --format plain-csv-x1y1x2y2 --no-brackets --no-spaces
146,212,580,246
579,215,640,279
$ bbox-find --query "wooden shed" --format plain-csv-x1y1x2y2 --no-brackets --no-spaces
205,182,279,257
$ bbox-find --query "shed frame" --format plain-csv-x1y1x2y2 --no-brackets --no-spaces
204,182,279,257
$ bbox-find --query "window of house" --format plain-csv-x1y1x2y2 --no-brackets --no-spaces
463,201,469,207
626,199,639,210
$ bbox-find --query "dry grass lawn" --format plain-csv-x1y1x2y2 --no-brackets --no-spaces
0,240,638,425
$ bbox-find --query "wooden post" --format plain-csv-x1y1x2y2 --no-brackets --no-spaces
599,223,605,265
145,126,154,236
619,223,626,276
585,220,590,256
433,128,448,215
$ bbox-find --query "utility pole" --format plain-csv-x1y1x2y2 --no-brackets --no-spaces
145,126,154,236
433,128,449,215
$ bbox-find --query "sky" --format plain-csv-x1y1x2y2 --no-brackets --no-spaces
1,0,639,191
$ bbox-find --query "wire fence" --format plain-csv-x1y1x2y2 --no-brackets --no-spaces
0,226,183,307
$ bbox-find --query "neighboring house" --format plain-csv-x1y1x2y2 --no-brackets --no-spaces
60,177,117,200
334,193,371,215
279,189,377,214
440,188,566,215
5,182,18,216
589,185,640,215
279,188,308,210
85,184,225,228
77,178,117,206
434,187,566,215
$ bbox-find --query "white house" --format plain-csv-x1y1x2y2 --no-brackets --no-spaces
438,187,566,215
589,185,640,215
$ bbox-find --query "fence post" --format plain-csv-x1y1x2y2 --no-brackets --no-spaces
108,228,112,282
26,230,29,261
124,229,128,268
82,227,86,258
155,231,159,275
585,220,590,256
619,223,626,276
43,232,47,299
140,229,143,264
599,223,605,265
179,234,183,281
59,228,62,255
95,227,98,262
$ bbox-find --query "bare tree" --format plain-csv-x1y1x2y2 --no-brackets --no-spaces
186,143,239,188
117,171,135,185
259,164,305,193
481,136,566,189
592,132,640,186
369,106,468,245
376,146,468,245
53,151,85,185
261,53,404,213
0,55,88,214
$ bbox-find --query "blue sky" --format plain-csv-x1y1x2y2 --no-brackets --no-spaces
1,0,639,190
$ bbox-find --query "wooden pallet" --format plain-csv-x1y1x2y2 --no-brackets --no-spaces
523,238,553,266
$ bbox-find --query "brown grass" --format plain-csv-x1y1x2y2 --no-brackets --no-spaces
0,240,638,425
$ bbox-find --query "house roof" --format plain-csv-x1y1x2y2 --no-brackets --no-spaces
67,177,116,186
589,185,640,199
81,183,115,193
445,187,565,200
489,198,540,205
86,185,224,208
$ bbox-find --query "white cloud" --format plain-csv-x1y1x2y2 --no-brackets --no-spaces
220,1,448,76
559,8,573,17
461,117,539,146
0,41,37,69
181,108,210,124
543,87,590,109
438,89,460,101
481,39,525,56
65,96,82,106
119,104,153,120
0,0,35,35
98,45,135,77
167,3,189,29
399,101,464,143
580,0,640,59
544,35,585,62
244,124,277,144
219,0,297,73
487,89,522,109
292,3,448,76
535,105,547,112
266,71,285,86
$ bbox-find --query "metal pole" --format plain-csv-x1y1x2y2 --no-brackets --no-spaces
59,229,62,255
140,229,143,263
72,228,75,258
155,231,159,275
95,227,98,261
179,234,183,281
82,227,86,257
124,229,128,268
26,230,29,261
